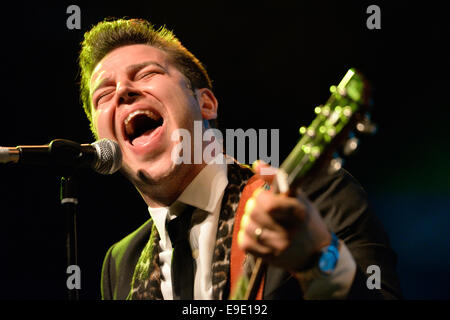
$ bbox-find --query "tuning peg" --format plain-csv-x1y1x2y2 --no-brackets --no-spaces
343,137,359,155
330,85,347,97
356,115,377,135
299,126,316,138
328,155,343,174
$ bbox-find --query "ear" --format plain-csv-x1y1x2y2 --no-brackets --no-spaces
196,88,218,120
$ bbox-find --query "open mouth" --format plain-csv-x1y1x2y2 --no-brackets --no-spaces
124,110,164,145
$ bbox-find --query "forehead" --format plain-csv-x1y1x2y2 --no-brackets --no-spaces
90,44,170,87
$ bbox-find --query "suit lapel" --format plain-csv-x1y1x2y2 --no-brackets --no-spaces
127,221,164,300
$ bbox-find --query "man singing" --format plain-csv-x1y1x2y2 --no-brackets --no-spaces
78,18,401,300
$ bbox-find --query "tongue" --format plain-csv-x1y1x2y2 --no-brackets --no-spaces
131,128,158,146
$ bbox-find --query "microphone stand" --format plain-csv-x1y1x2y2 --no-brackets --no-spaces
49,140,84,300
60,175,80,301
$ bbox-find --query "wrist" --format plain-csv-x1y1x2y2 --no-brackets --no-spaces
291,232,340,288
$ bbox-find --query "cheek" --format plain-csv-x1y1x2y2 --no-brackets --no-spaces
92,107,116,140
169,90,201,125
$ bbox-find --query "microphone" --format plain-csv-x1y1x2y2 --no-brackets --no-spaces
0,138,122,175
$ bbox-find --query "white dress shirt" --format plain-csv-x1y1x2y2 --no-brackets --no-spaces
148,159,228,300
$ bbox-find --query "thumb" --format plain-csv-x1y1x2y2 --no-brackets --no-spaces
252,160,278,184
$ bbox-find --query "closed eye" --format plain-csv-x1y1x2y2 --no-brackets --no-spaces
136,68,163,80
137,72,156,80
95,90,114,106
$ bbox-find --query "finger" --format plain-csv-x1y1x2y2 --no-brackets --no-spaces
239,197,273,255
241,193,292,253
237,226,272,257
247,219,291,253
239,218,292,262
244,189,283,232
255,190,307,230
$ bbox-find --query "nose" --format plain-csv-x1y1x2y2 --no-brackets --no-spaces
116,81,141,105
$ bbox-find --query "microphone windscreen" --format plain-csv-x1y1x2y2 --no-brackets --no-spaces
91,139,122,174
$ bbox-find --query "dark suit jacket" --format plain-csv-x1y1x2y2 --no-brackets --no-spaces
101,168,402,300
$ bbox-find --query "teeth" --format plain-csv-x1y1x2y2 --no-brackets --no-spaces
124,110,159,126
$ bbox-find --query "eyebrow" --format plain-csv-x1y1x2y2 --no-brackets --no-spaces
90,61,167,97
126,61,166,74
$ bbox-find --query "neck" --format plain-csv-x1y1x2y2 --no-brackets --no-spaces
135,162,207,208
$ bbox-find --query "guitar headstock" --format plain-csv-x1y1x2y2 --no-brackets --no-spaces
279,68,375,191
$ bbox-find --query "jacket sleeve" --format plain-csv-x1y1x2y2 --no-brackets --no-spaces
300,168,402,299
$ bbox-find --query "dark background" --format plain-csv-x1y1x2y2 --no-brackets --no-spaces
0,1,448,300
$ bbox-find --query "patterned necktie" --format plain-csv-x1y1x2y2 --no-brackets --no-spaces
167,205,195,300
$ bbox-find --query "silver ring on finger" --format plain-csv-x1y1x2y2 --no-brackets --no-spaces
254,227,263,242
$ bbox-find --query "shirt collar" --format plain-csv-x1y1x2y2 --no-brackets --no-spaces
177,157,228,213
147,157,228,247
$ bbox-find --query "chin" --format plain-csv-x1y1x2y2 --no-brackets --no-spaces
121,156,180,186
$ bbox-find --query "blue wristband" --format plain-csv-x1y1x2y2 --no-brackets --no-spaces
317,232,340,275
